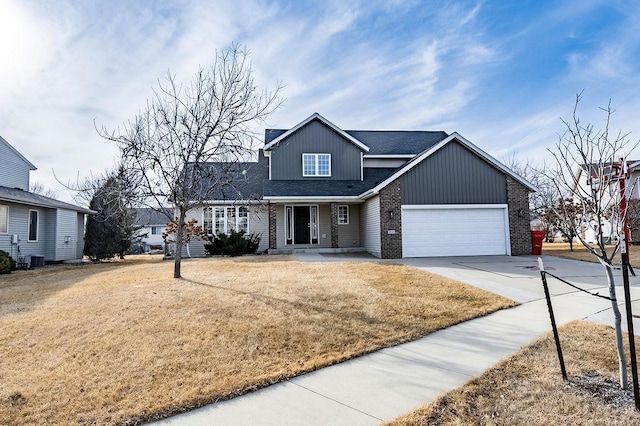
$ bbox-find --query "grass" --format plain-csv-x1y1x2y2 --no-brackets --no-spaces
543,241,640,268
0,255,516,425
389,321,640,426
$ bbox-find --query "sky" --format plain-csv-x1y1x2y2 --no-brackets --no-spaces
1,0,640,203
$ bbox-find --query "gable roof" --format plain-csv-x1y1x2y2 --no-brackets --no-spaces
361,132,538,197
263,113,370,152
195,154,269,201
347,130,448,155
0,185,94,214
133,208,170,227
0,135,37,170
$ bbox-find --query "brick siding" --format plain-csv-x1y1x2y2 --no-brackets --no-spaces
268,203,277,250
330,203,339,248
379,179,403,258
506,176,532,255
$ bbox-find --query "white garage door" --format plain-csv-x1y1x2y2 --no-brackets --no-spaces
401,205,509,257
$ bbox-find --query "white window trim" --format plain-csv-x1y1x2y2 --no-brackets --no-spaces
338,205,349,225
204,206,250,235
0,204,8,234
28,209,38,242
302,153,331,177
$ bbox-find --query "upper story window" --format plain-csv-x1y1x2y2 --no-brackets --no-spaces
302,153,331,177
0,205,7,234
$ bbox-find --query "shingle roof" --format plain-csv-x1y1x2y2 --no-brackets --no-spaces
0,186,94,214
263,168,397,197
133,208,171,227
197,154,269,201
264,128,448,156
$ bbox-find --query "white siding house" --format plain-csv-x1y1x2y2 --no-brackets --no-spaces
0,136,93,265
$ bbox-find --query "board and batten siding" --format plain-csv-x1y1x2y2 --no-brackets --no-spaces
361,196,381,257
269,120,363,180
337,204,361,248
0,141,31,190
401,141,507,205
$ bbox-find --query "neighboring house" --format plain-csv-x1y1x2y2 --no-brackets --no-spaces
132,208,170,252
0,136,94,265
574,160,640,243
184,113,536,258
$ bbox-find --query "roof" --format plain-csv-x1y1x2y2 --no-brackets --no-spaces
265,126,448,156
133,208,171,227
0,186,95,214
263,168,397,199
0,135,37,170
196,155,269,201
263,113,370,152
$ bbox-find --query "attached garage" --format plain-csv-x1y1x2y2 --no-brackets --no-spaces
401,205,510,257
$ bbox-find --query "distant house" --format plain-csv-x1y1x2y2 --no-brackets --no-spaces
132,208,169,252
182,113,536,258
0,136,94,266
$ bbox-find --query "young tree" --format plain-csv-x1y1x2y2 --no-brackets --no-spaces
99,44,281,278
548,92,639,388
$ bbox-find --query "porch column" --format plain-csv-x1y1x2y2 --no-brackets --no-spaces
268,203,277,250
330,203,339,248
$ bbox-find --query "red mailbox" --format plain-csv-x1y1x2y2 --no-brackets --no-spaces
531,230,546,255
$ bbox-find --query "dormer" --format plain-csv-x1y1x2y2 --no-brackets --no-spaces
0,135,36,190
264,113,369,181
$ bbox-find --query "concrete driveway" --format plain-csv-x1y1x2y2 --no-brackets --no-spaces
153,254,640,425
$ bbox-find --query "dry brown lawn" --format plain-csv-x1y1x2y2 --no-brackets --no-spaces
389,321,640,426
0,255,515,425
543,241,640,268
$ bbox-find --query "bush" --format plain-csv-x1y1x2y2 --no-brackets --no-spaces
0,250,15,274
204,230,261,257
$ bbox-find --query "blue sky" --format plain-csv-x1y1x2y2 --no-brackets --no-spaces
1,0,639,202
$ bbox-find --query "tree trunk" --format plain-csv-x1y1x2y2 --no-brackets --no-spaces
569,238,573,251
604,263,628,388
174,210,185,279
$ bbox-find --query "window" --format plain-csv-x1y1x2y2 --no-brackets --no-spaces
204,206,250,235
0,205,7,234
28,210,38,241
302,154,331,177
151,226,162,235
338,205,349,225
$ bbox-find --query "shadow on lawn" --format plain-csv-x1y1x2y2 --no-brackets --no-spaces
0,261,132,316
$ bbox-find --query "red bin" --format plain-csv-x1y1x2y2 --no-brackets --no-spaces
531,230,546,255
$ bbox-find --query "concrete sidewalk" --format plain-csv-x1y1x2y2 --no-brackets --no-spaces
152,255,640,425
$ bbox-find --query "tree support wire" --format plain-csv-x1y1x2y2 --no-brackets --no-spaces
538,257,640,410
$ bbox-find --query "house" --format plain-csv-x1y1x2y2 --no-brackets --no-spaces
184,113,536,258
0,135,94,265
573,160,640,244
132,208,170,252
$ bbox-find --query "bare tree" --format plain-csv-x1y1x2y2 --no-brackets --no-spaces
99,44,282,278
548,92,639,388
30,182,58,199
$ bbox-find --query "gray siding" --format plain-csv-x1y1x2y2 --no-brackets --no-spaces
5,203,47,259
0,140,31,190
337,204,361,247
363,158,408,168
270,120,363,180
361,196,381,257
401,141,507,205
54,209,78,261
43,209,57,260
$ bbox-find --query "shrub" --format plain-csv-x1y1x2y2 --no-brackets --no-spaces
204,230,261,257
0,250,15,274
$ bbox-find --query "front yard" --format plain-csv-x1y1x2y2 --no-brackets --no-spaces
0,255,515,425
543,241,640,267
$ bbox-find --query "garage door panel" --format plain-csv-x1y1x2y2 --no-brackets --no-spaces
402,207,508,257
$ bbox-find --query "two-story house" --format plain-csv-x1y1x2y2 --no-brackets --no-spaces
183,113,536,259
0,136,93,266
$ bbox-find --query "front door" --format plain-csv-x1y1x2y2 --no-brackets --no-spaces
294,206,310,244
